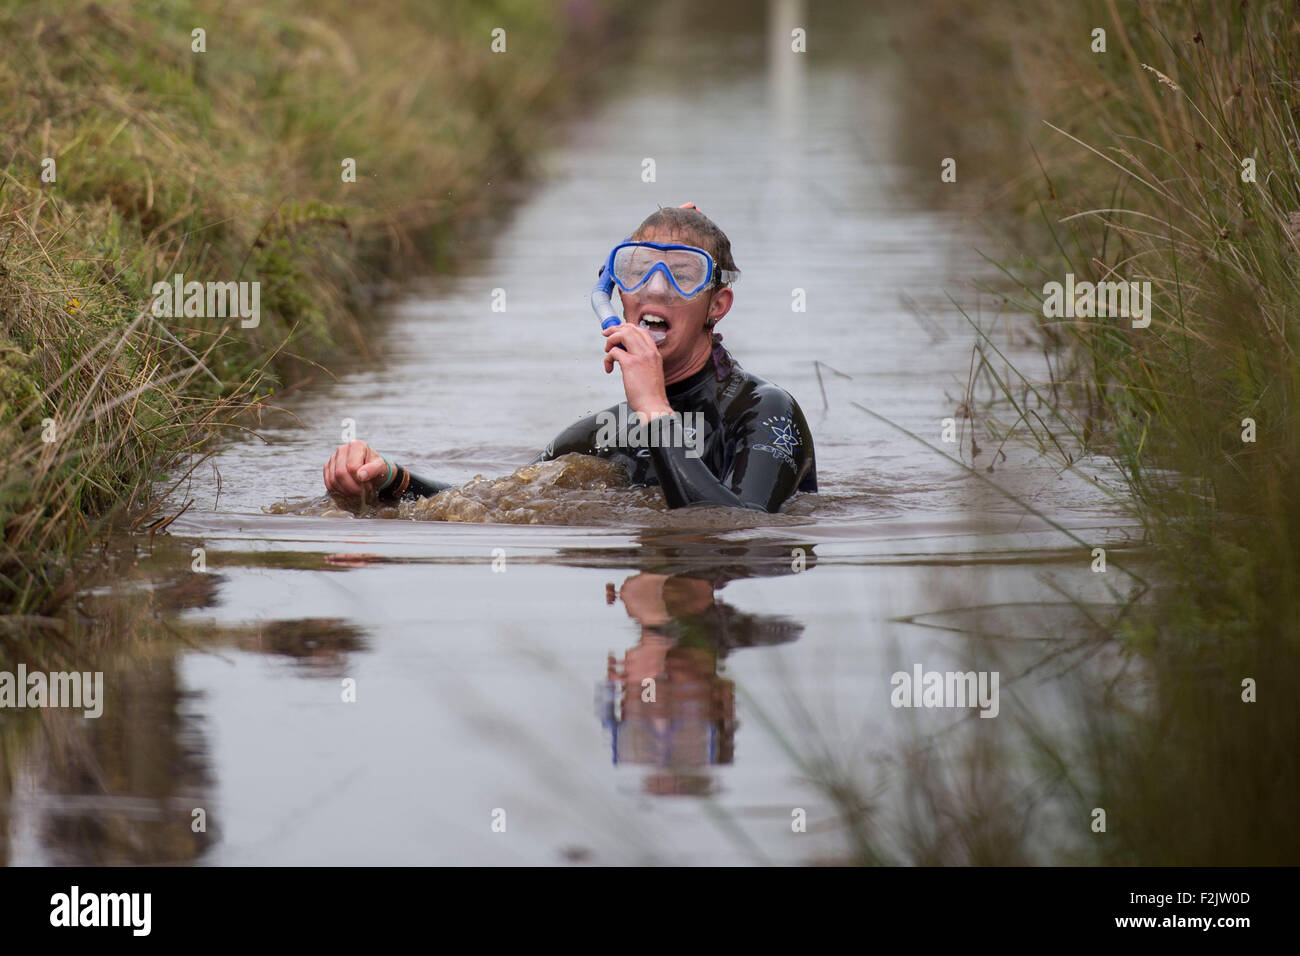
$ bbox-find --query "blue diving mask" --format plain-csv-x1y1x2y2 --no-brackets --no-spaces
604,241,740,300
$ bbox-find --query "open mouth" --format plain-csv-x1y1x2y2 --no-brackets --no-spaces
637,313,669,344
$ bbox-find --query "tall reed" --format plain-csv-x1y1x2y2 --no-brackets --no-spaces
886,0,1300,863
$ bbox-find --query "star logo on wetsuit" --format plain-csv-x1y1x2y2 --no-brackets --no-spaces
768,421,798,456
754,415,801,469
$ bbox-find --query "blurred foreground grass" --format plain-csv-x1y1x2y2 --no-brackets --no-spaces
874,0,1300,863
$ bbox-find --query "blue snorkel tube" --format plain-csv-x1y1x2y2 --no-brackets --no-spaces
592,260,630,352
591,263,621,331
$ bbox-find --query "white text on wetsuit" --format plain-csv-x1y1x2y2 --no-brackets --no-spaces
594,407,704,458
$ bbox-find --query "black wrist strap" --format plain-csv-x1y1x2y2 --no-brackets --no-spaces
376,465,411,501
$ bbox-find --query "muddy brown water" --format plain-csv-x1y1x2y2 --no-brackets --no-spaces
2,5,1140,865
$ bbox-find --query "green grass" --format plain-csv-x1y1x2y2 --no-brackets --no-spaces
963,0,1299,647
882,0,1300,864
0,0,625,615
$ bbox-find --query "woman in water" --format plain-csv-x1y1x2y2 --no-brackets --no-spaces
322,204,816,513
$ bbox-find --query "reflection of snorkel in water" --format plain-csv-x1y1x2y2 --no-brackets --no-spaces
594,542,815,796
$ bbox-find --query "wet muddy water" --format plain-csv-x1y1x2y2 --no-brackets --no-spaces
2,5,1141,865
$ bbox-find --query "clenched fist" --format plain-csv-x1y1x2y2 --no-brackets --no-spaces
322,440,389,498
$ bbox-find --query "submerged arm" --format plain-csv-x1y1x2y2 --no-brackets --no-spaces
375,463,453,502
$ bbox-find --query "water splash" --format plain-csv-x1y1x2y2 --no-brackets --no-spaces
407,453,647,524
268,453,813,527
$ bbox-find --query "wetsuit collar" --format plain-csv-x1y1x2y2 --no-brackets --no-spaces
666,359,717,398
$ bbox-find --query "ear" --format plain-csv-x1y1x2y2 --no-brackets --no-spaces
705,287,733,329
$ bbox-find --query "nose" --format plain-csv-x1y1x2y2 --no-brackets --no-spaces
644,266,672,296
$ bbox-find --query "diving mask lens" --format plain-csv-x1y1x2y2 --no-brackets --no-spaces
609,242,714,299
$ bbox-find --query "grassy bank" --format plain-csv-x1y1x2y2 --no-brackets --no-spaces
0,0,625,615
888,0,1299,862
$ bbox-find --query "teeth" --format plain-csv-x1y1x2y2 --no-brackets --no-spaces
638,315,668,343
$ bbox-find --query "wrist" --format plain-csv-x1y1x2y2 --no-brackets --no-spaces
377,455,395,490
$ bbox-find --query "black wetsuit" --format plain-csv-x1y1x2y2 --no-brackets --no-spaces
377,344,817,512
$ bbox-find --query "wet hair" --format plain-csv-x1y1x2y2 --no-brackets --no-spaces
630,204,739,292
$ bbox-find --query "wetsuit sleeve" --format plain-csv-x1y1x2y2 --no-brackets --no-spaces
375,463,453,502
649,385,815,513
530,410,607,464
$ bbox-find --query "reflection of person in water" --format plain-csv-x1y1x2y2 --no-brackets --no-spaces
595,543,814,795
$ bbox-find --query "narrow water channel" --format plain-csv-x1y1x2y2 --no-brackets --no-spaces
3,3,1137,865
